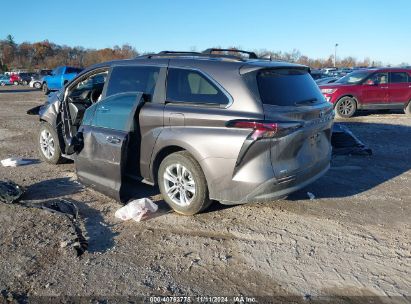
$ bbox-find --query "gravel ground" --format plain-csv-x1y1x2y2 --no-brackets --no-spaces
0,86,410,303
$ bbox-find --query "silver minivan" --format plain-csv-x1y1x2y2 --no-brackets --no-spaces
33,49,334,215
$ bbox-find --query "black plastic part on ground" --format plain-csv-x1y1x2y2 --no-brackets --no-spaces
0,180,24,204
332,123,373,156
0,182,88,256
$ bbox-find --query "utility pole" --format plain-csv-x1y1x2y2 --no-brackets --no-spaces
334,43,339,67
0,49,3,72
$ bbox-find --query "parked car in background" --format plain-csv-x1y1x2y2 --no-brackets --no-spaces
9,74,21,85
322,67,338,74
30,49,334,215
320,68,411,118
19,72,37,85
29,75,43,89
39,69,52,77
310,69,326,80
0,75,12,86
315,77,339,85
42,66,82,94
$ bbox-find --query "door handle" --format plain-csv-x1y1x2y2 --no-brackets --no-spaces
106,136,121,144
380,86,388,89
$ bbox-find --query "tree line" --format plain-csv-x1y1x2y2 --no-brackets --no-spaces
0,35,390,72
0,35,138,72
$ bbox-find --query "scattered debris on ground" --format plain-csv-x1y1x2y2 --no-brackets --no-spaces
1,157,36,167
0,181,88,256
115,198,158,222
0,180,24,203
332,123,373,156
307,192,315,200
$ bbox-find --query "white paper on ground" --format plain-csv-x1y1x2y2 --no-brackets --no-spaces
115,198,158,222
307,192,316,200
1,157,33,167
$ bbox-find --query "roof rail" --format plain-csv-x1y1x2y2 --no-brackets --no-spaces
157,51,203,56
142,50,246,61
202,48,259,59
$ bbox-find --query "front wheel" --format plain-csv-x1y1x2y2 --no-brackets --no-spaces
34,82,42,89
22,80,28,85
335,96,357,118
13,81,19,85
158,151,212,215
0,82,5,86
38,122,64,164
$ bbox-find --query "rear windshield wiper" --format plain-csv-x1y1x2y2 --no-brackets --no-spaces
295,98,318,106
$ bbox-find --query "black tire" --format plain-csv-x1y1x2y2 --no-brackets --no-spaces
13,81,18,85
335,96,357,118
34,82,42,89
405,102,411,116
42,83,49,95
38,122,64,164
158,151,212,215
22,80,28,85
0,82,5,87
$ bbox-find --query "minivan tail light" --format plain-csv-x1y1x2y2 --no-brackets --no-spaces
226,120,278,140
226,120,303,140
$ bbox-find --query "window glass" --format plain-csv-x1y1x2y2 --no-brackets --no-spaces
106,66,160,97
91,92,140,131
257,69,325,106
65,67,82,74
166,68,228,104
335,71,370,84
69,71,108,102
368,72,388,84
390,72,408,83
54,67,63,75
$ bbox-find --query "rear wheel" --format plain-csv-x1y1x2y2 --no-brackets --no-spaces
13,81,18,85
405,101,411,116
158,151,212,215
335,96,357,118
38,122,64,164
22,80,28,85
42,83,49,95
0,82,5,86
34,82,42,89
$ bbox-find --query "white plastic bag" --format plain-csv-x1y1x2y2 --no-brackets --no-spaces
115,198,158,222
1,157,33,167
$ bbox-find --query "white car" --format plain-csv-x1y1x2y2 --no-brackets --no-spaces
29,78,43,89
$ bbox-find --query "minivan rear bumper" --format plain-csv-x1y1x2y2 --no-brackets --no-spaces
236,158,330,204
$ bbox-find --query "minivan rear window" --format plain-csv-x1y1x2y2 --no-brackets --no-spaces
257,69,325,106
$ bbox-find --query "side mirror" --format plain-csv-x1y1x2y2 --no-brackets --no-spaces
364,79,375,86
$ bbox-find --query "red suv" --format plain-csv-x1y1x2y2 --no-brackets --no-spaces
9,74,21,85
320,68,411,118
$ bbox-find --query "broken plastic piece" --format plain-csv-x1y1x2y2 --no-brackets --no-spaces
332,124,372,156
307,192,315,200
0,180,24,204
1,157,34,167
115,198,158,222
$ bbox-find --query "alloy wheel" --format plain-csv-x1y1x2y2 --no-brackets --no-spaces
338,99,355,116
40,130,55,159
163,163,196,206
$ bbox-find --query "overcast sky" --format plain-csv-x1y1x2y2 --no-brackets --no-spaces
2,0,411,65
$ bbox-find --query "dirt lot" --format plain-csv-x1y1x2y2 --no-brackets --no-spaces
0,86,410,302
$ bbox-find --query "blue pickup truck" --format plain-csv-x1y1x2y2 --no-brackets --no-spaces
42,66,82,94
